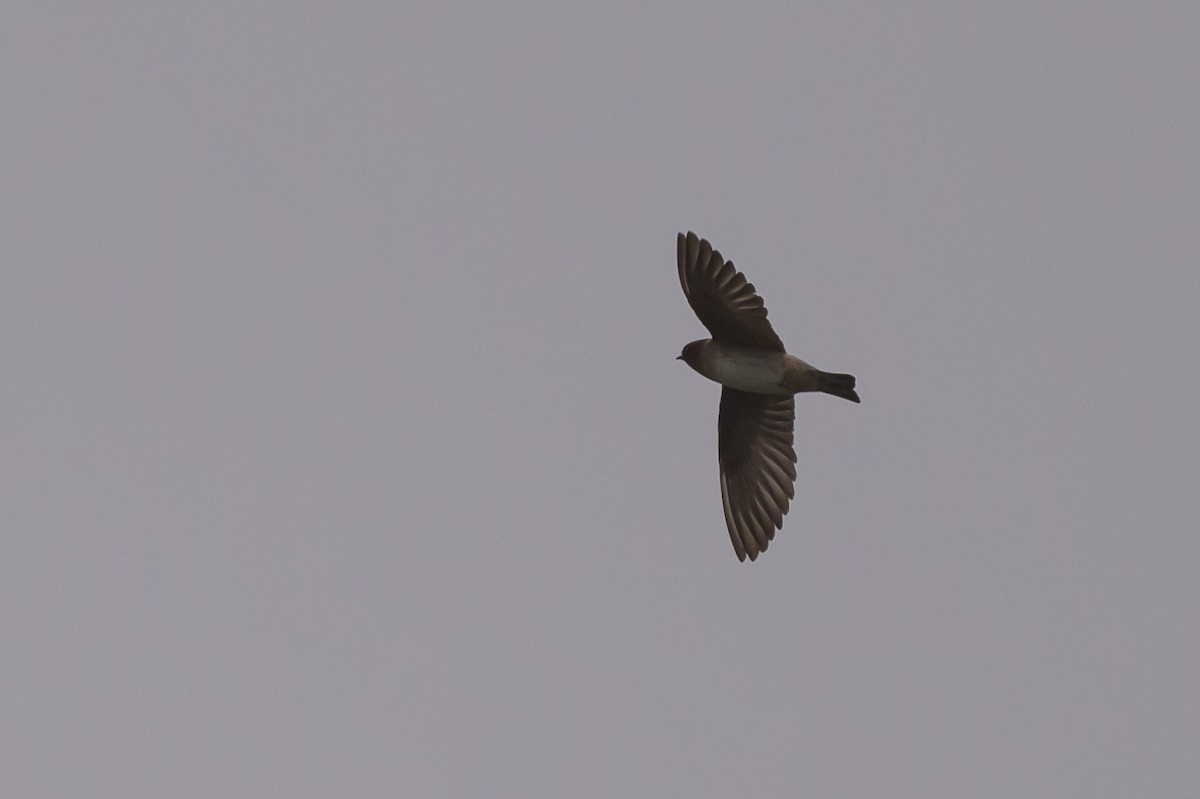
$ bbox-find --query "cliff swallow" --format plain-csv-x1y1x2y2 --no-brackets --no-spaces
677,232,859,561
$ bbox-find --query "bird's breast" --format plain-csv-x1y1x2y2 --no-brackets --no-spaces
699,345,794,395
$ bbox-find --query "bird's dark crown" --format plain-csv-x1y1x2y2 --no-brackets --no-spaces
677,339,710,364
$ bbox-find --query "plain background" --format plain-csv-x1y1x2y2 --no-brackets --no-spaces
3,2,1198,797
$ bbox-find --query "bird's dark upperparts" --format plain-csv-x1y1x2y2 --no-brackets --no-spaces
676,231,859,561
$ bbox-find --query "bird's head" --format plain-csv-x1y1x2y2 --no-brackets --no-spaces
677,339,709,367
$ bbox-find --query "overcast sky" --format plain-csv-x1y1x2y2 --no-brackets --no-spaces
3,2,1198,797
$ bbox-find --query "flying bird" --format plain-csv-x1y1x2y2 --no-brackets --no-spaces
676,231,859,561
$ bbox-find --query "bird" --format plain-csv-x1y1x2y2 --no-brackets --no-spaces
676,231,859,561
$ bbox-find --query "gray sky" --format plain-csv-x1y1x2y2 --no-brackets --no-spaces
4,2,1198,797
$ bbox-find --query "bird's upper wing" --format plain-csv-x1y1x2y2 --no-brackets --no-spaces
717,388,797,562
677,231,785,351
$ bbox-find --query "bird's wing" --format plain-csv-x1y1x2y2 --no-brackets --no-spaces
717,388,797,561
677,231,785,351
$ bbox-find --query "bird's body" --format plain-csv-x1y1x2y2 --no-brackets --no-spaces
676,232,859,562
680,340,823,396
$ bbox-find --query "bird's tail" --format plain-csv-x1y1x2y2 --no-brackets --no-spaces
819,371,860,403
